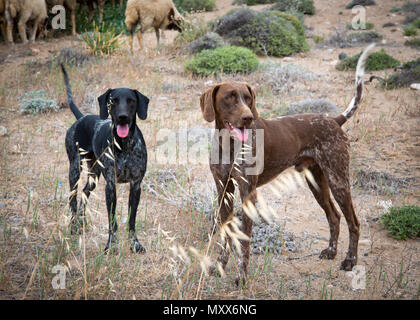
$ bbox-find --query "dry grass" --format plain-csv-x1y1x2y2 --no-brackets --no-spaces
0,0,419,300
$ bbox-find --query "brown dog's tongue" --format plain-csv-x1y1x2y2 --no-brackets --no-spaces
117,124,129,138
232,128,249,142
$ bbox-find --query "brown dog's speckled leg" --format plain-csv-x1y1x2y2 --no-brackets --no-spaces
306,163,341,260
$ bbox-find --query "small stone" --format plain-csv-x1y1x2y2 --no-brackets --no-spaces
410,83,420,90
0,202,4,209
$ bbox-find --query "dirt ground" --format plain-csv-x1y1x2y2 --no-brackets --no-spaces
0,0,419,300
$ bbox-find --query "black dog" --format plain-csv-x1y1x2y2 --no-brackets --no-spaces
61,64,149,253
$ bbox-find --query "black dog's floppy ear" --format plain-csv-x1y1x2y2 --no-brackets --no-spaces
133,90,149,120
98,89,113,120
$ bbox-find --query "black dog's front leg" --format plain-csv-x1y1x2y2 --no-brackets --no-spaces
105,181,118,253
128,181,145,253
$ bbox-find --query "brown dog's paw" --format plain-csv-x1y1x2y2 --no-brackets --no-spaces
319,247,337,260
340,258,356,271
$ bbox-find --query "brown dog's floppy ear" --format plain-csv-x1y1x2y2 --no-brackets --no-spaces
98,89,113,120
245,83,258,119
200,84,221,122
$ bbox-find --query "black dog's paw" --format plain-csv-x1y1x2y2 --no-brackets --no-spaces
104,232,118,254
131,238,146,253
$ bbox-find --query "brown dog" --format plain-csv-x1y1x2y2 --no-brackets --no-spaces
200,44,375,285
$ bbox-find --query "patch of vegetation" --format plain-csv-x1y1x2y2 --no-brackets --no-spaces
76,2,127,34
174,0,216,13
401,2,420,24
346,21,374,30
175,18,210,46
185,32,225,54
403,25,418,36
405,37,420,48
381,205,420,240
389,7,401,13
80,24,121,56
384,58,420,89
345,0,376,9
347,31,382,44
185,46,259,76
271,0,315,15
18,91,59,115
312,35,324,43
233,0,276,5
215,9,309,57
336,49,400,71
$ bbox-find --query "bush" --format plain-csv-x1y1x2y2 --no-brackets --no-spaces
215,9,309,57
404,25,418,36
381,205,420,240
384,58,420,89
185,32,225,54
347,31,382,44
405,37,420,48
174,0,216,12
19,91,59,115
401,2,420,24
80,24,121,56
336,49,400,71
185,46,259,76
271,0,315,15
345,0,376,9
346,21,374,30
174,18,210,46
76,2,127,34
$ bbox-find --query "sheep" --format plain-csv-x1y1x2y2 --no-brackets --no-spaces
45,0,77,35
125,0,184,52
5,0,47,44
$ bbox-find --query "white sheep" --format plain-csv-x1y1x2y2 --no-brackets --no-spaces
125,0,184,51
5,0,47,44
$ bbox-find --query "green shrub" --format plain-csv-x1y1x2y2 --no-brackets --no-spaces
403,25,418,36
174,0,216,12
175,18,210,46
381,205,420,240
215,9,309,57
405,37,420,47
233,0,276,5
76,2,127,34
384,58,420,89
19,91,59,115
185,46,259,76
345,0,376,9
312,35,324,43
336,49,400,71
346,21,374,30
411,18,420,29
271,0,315,15
80,24,121,56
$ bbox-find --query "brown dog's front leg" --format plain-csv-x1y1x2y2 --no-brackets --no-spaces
236,185,257,287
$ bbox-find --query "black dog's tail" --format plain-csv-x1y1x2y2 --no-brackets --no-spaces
60,64,83,120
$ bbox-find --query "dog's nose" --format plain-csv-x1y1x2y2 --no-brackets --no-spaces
242,114,254,125
118,114,129,123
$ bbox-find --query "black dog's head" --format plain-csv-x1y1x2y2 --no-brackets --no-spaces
98,88,149,139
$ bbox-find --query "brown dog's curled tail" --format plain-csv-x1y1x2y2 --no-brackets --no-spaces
335,43,375,127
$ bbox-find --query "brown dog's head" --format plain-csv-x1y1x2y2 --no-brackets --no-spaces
200,82,258,142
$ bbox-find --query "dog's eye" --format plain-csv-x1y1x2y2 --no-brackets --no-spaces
245,96,252,105
127,98,135,105
112,98,119,104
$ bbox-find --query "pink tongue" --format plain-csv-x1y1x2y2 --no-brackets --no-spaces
232,128,249,142
117,124,129,138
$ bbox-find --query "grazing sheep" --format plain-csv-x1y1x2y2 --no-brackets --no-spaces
78,0,105,24
45,0,77,35
125,0,184,51
5,0,47,44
